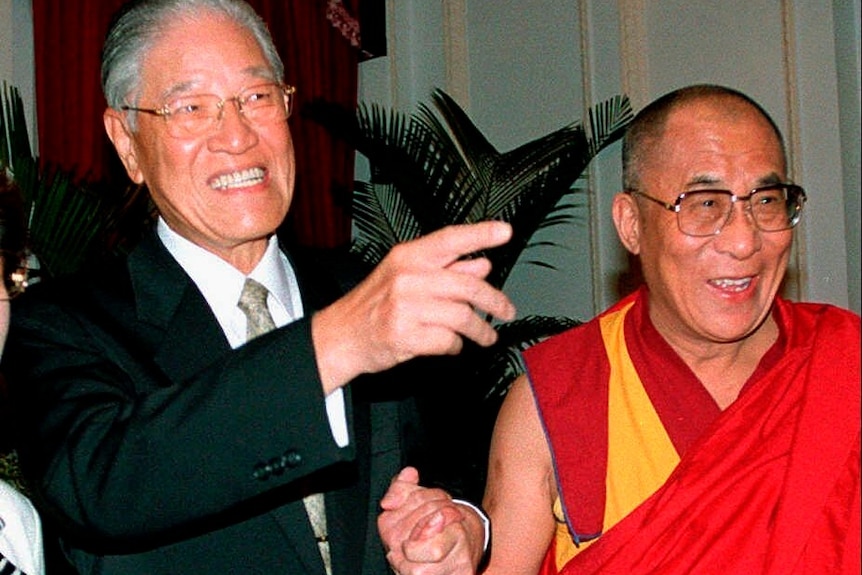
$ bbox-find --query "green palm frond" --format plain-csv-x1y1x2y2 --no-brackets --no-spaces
1,82,32,172
23,162,106,276
351,180,422,261
335,89,631,287
588,94,633,157
1,81,153,279
304,88,631,405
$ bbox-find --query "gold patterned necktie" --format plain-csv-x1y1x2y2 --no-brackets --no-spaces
237,278,332,575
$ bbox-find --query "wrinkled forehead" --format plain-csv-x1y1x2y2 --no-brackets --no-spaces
647,100,787,177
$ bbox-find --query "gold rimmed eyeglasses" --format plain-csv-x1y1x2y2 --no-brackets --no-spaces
628,184,806,237
121,82,296,139
1,250,30,301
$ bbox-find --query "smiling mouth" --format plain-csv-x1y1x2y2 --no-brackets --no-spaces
709,277,752,291
209,168,266,190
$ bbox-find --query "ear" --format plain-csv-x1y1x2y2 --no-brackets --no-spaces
104,108,144,183
612,192,642,255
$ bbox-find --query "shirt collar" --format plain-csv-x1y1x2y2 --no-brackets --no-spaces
157,219,303,346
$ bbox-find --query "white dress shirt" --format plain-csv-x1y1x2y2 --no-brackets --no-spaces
0,479,44,575
157,219,348,447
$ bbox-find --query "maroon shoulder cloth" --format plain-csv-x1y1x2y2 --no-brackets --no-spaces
558,298,861,575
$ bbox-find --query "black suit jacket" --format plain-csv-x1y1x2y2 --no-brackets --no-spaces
2,229,408,575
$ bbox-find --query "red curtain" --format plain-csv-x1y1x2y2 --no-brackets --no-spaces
32,0,359,248
31,0,127,185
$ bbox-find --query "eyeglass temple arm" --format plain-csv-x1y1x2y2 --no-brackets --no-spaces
628,190,678,212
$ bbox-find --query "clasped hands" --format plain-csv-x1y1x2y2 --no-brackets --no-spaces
379,467,485,575
313,221,517,393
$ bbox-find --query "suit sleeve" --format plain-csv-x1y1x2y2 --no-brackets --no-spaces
2,269,357,552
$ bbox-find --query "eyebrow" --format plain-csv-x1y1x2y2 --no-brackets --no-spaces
684,172,786,189
686,175,722,187
159,81,201,102
156,67,278,102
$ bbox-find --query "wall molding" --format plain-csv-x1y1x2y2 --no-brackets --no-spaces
780,0,805,301
442,0,470,108
618,0,649,110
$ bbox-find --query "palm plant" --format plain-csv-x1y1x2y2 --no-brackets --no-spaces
306,88,633,496
308,88,632,394
0,81,153,281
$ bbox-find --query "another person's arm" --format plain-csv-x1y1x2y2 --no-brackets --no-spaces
482,374,557,574
377,374,557,575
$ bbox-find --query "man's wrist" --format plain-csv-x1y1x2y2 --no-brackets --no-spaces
452,499,491,571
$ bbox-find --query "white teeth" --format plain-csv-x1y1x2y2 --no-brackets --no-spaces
711,278,751,291
210,168,265,190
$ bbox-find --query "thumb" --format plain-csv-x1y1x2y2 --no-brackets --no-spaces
380,467,421,508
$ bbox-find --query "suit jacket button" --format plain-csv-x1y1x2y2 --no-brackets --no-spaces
283,450,302,468
252,463,270,481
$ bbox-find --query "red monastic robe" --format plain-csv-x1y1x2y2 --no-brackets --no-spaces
527,289,860,575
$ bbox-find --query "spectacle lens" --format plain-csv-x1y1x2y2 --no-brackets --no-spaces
676,185,805,236
123,83,296,139
629,184,806,237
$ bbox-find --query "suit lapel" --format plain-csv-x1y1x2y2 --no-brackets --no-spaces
127,232,231,382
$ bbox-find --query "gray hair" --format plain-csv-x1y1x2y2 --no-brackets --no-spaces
622,84,787,191
102,0,284,125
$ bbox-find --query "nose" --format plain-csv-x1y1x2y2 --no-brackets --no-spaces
207,98,258,153
714,200,761,258
221,95,249,117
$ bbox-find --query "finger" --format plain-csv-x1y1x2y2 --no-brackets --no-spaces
408,222,512,269
463,281,515,324
379,491,459,565
409,506,463,542
396,466,420,484
446,257,492,278
402,521,460,563
414,312,496,350
386,550,410,575
372,273,512,353
380,484,454,535
417,272,515,324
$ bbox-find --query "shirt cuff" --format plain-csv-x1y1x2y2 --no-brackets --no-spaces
325,387,349,447
452,498,491,570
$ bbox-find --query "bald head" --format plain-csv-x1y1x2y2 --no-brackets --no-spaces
622,85,787,191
